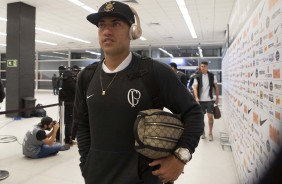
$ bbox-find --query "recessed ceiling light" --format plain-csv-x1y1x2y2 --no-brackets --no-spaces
35,40,57,46
148,22,160,26
122,0,139,4
36,27,91,44
0,17,7,22
139,36,147,41
158,48,173,58
176,0,197,38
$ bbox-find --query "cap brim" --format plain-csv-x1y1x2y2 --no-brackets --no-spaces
87,12,131,27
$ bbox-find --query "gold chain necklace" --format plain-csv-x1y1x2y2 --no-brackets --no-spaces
100,65,118,96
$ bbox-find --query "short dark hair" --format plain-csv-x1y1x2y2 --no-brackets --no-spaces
169,62,177,69
201,61,208,65
38,116,53,127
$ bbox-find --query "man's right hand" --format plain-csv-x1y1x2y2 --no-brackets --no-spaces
53,122,60,130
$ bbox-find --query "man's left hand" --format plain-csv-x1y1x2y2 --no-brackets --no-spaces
149,154,185,183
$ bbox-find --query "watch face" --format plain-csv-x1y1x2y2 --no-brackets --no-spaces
177,148,190,163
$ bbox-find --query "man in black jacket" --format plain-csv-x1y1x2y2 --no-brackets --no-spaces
0,79,8,180
0,79,5,103
73,1,204,184
193,61,219,141
188,67,200,92
58,66,80,144
169,62,188,87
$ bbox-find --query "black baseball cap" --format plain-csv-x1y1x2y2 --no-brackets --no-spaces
87,1,135,27
71,65,81,71
58,65,66,70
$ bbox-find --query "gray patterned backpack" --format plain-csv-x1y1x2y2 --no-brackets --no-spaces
134,109,184,159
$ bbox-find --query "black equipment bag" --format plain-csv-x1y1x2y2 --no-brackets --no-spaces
32,104,46,117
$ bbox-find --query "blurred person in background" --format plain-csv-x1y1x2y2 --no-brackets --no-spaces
188,67,200,95
58,66,81,145
193,61,219,141
169,62,188,87
0,79,5,104
52,73,59,95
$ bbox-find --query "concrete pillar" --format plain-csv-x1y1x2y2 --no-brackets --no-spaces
6,2,36,117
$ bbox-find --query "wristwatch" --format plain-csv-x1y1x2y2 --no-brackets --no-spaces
174,148,191,164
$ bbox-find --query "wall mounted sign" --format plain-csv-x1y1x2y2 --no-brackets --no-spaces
7,59,18,67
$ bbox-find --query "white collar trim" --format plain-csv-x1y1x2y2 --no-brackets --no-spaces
102,52,132,73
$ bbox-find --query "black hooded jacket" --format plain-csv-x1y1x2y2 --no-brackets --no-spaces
74,54,204,184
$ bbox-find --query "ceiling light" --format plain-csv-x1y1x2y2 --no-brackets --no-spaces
40,54,66,59
0,32,7,36
148,22,160,26
81,57,93,60
35,40,57,46
1,18,90,44
53,52,69,55
68,0,84,6
85,50,101,56
140,36,147,41
2,41,57,47
122,0,139,3
82,5,97,13
0,17,7,22
68,0,97,13
158,48,173,58
176,0,197,38
36,27,91,44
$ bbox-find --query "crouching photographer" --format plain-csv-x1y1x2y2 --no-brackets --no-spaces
22,117,70,159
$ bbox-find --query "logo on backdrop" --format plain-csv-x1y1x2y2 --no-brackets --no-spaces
276,50,280,61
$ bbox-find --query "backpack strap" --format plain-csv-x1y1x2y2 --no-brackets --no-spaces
81,62,99,96
127,54,162,109
81,55,161,109
138,57,162,109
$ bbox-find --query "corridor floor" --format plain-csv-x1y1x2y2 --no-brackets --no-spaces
0,91,239,184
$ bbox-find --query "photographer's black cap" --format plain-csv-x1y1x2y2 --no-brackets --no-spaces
87,1,135,27
40,116,53,125
71,65,81,71
58,65,66,71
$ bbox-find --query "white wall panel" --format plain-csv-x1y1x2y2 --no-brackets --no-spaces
222,0,282,183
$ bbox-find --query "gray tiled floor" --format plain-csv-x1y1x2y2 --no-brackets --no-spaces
0,91,239,184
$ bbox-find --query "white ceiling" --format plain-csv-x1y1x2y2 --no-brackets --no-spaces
0,0,236,53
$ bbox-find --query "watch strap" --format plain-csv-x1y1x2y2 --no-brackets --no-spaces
173,152,187,165
174,147,192,164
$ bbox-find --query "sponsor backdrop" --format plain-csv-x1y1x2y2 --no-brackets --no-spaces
222,0,282,183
